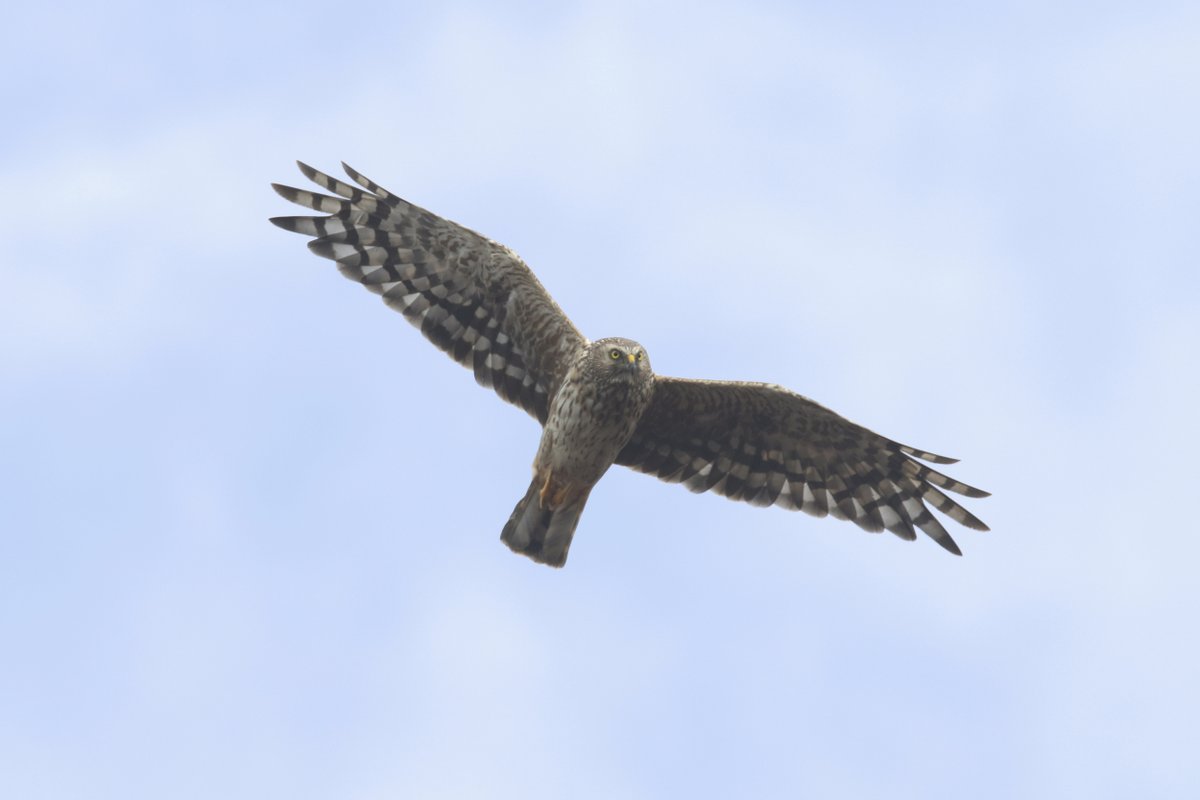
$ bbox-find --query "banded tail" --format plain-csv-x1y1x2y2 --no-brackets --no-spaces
501,478,591,568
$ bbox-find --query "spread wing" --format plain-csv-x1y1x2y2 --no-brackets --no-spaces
616,377,989,554
270,162,585,422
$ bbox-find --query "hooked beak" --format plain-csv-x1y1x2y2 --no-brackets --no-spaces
627,353,636,364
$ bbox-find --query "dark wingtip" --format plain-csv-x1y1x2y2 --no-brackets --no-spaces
271,182,299,200
936,535,963,556
307,240,336,258
268,215,294,229
896,442,959,465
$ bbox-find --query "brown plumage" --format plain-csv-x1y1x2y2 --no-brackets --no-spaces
271,162,989,567
501,338,655,566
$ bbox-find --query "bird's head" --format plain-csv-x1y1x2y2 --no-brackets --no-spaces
591,337,651,378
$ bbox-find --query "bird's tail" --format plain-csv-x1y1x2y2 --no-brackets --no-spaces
500,477,590,568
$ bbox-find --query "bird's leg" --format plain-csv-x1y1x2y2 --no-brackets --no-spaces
539,470,555,508
537,470,578,510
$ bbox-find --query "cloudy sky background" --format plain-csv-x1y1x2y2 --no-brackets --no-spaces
3,1,1198,797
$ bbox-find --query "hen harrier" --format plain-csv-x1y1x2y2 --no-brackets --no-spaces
271,162,988,567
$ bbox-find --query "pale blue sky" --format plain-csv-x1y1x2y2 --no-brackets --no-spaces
3,2,1198,798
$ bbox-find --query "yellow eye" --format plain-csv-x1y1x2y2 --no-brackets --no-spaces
609,349,622,360
635,351,643,361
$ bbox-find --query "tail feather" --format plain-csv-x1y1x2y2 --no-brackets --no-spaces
501,480,589,568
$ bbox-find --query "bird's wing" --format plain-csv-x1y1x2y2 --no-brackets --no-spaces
615,377,989,554
271,162,585,422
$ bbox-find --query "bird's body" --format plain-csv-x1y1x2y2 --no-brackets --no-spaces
271,162,989,567
503,338,655,565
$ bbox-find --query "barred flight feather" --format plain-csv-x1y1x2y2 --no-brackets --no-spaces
271,162,585,423
616,377,988,555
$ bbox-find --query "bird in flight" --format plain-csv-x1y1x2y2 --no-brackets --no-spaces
271,162,989,567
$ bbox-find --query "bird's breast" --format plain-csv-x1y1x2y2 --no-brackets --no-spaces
539,374,653,482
